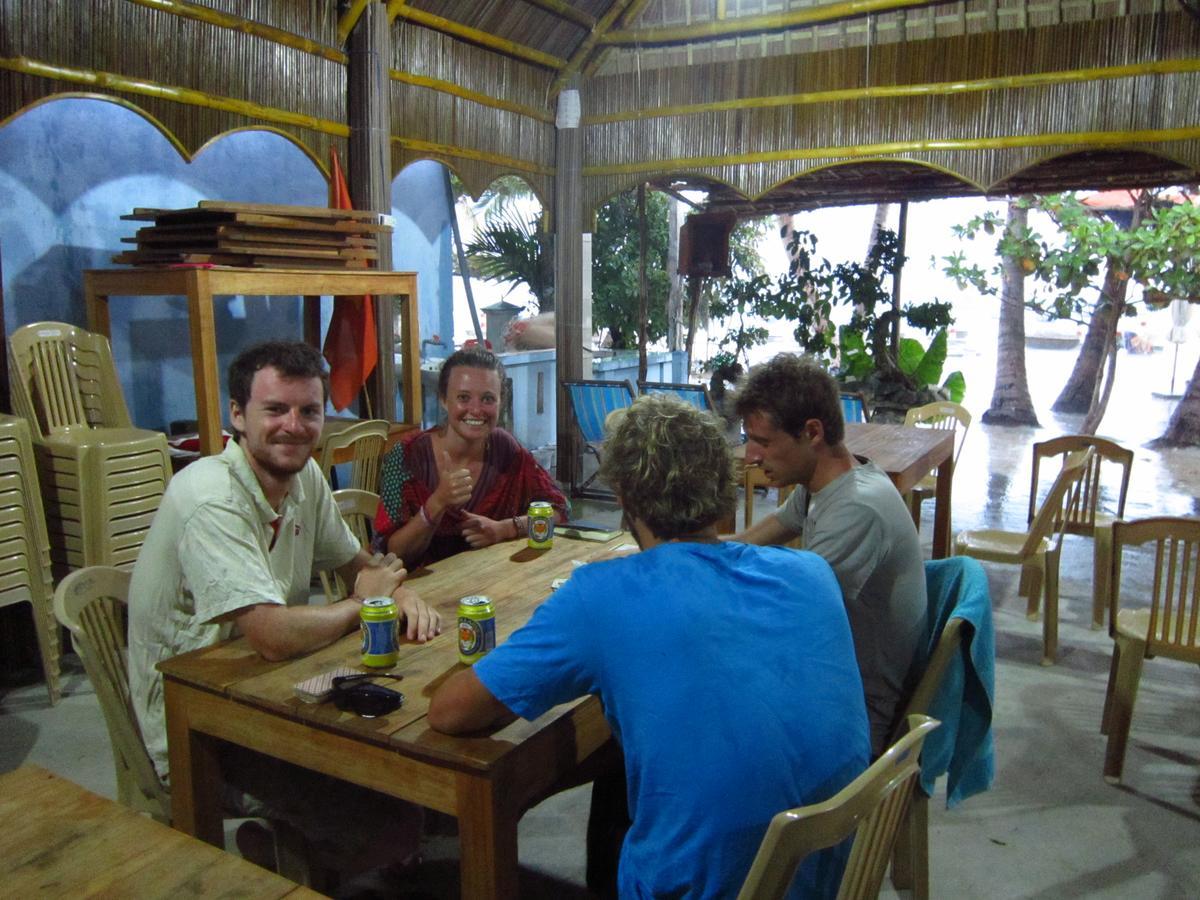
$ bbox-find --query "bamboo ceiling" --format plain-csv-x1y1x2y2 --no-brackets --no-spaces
1,0,1197,216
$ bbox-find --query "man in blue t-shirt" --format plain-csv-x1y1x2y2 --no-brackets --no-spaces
429,395,870,898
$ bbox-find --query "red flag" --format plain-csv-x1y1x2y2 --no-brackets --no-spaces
322,147,378,411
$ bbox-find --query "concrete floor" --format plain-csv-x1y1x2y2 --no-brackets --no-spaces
3,405,1199,898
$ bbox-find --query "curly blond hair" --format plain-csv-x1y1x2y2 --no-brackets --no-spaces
599,394,735,539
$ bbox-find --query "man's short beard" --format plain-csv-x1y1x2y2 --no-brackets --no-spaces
250,449,311,481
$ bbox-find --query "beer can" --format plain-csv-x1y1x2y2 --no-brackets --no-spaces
457,595,496,665
527,501,555,550
360,597,399,668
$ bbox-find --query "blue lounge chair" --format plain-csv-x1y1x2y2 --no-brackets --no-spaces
637,380,716,414
841,391,870,423
562,379,635,497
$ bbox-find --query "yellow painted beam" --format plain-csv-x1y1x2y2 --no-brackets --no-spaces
389,5,567,70
336,0,373,45
583,58,1200,125
580,0,655,83
524,0,596,29
550,0,640,97
392,136,554,177
390,69,554,123
123,0,345,63
0,56,349,136
583,125,1200,177
602,0,944,45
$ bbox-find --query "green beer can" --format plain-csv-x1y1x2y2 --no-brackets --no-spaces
527,501,555,549
457,595,496,665
360,597,399,668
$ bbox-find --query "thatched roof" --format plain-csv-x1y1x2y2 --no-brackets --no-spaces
2,1,1198,216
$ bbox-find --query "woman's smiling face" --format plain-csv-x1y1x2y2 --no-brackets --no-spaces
440,365,502,443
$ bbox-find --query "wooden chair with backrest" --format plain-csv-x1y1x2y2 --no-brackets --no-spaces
637,380,716,414
737,715,940,900
955,447,1092,665
7,322,171,577
320,488,379,602
561,379,635,497
315,418,390,494
53,565,315,879
1028,435,1133,631
1100,516,1200,783
903,401,971,531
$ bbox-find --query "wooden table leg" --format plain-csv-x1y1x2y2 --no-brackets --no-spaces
83,274,111,337
163,680,225,846
932,456,953,559
456,772,520,900
186,271,224,456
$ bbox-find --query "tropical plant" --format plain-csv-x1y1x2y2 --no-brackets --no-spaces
770,227,960,406
463,207,552,312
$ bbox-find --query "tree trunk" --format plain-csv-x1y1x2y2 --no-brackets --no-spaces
1052,273,1124,413
666,197,684,351
1054,191,1150,415
636,183,649,385
890,201,907,362
1080,340,1119,434
683,277,703,375
983,201,1040,426
1154,353,1200,446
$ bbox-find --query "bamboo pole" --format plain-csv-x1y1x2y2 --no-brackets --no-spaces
582,58,1200,126
0,56,348,137
523,0,596,29
444,171,484,345
550,0,640,97
554,86,585,491
601,0,947,45
391,135,554,176
583,125,1200,178
390,70,554,123
347,2,394,419
337,0,373,46
123,0,345,63
580,0,657,82
389,4,567,70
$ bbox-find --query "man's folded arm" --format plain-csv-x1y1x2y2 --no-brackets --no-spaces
233,600,363,662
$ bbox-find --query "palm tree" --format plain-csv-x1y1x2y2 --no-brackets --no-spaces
463,207,553,312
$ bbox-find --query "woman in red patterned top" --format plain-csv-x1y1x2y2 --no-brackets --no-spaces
374,346,568,567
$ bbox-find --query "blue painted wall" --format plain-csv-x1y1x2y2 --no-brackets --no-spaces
0,97,454,429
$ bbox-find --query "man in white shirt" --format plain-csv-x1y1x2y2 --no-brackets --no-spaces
733,354,927,754
129,340,440,877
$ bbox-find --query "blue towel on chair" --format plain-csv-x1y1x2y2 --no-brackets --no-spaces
919,557,996,807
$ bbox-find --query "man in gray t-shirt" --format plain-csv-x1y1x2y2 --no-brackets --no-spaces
733,354,927,754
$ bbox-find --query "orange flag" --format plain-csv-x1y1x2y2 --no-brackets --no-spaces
322,147,378,411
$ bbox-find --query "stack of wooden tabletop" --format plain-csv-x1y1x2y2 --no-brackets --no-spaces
113,200,390,268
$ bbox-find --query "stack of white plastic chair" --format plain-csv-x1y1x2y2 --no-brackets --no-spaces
0,413,60,703
7,322,170,577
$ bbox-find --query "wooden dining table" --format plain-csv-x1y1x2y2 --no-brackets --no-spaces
0,764,322,898
160,532,631,900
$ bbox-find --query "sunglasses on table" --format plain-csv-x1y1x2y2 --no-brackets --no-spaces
332,673,405,718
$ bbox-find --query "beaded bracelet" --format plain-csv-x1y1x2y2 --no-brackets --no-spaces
419,503,434,528
512,515,521,539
